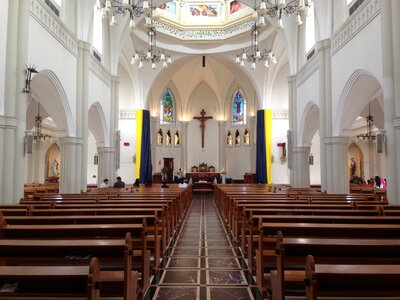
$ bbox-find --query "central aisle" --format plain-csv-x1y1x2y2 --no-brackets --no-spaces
144,193,263,300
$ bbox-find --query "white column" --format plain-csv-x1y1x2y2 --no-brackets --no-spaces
180,121,188,173
76,40,90,191
381,0,400,204
0,0,29,204
248,116,256,172
97,146,114,186
59,136,83,193
287,75,297,185
218,120,226,172
325,136,349,194
316,39,332,192
102,17,111,71
292,146,311,188
110,75,120,179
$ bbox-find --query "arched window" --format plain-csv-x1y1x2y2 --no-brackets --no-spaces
174,131,180,146
235,129,241,145
231,89,246,125
305,3,315,53
157,129,163,145
227,130,232,146
93,5,103,54
160,88,176,125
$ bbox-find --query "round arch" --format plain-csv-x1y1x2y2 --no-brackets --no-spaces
298,101,319,146
88,102,109,147
334,69,383,136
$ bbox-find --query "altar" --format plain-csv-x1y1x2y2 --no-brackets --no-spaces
186,172,221,193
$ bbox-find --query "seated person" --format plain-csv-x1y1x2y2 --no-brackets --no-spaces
99,178,109,188
133,178,140,187
113,176,125,188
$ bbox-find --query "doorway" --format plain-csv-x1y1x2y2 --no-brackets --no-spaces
163,158,174,183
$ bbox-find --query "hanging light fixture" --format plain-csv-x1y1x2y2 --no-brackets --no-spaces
356,103,377,141
97,0,152,29
23,65,39,93
33,102,52,141
130,19,172,70
235,20,276,70
258,0,312,29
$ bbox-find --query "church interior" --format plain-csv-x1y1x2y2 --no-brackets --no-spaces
0,0,400,299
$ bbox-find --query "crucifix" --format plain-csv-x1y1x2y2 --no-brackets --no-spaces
193,109,213,148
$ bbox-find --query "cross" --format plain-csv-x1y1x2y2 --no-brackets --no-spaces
193,109,213,148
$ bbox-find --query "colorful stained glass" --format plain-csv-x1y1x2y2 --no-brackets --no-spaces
232,89,246,124
160,89,175,125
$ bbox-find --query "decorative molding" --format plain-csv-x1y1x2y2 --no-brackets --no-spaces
331,0,380,56
393,117,400,130
153,19,255,41
119,111,136,119
89,53,112,87
0,116,18,128
273,111,289,119
29,0,78,57
296,52,319,87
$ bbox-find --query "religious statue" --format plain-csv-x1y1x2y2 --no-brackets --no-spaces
235,130,240,145
166,130,172,146
157,129,163,145
350,157,357,178
174,131,180,146
244,129,250,145
227,131,232,146
51,159,59,176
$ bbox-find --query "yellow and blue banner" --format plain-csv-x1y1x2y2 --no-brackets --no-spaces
256,109,272,184
136,109,152,184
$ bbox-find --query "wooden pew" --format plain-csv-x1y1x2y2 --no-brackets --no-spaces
0,257,100,300
0,233,140,300
256,222,400,294
305,255,400,299
270,233,400,300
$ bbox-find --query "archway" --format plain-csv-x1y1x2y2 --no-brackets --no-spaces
348,142,363,182
45,143,61,182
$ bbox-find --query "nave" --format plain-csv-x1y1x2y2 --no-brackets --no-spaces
145,193,262,300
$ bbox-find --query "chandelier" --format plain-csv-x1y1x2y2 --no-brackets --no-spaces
235,22,276,70
98,0,152,29
357,103,376,141
131,22,172,69
259,0,312,28
33,102,52,141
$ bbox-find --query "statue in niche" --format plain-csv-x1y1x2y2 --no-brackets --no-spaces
51,159,59,176
235,129,240,145
244,129,250,145
157,129,163,145
166,130,172,146
174,131,180,146
350,157,357,178
227,131,232,146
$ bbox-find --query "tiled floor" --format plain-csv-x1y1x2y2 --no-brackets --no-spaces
144,193,263,300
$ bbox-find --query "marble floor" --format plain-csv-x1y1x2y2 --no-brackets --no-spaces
144,193,263,300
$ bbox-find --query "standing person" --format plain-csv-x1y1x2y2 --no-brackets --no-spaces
113,176,125,188
177,168,184,183
99,178,109,188
374,176,383,188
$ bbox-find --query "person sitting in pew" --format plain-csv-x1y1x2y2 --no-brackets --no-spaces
113,176,125,188
99,178,109,188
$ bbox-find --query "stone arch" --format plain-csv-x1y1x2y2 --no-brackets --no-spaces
334,69,383,136
348,142,363,179
186,81,220,120
88,102,109,147
298,101,319,146
29,70,74,136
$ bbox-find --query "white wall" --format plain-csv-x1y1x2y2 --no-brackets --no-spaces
271,118,290,184
271,64,290,111
226,125,251,180
28,17,77,135
118,65,135,112
309,131,321,184
187,119,219,172
118,118,136,184
87,130,98,184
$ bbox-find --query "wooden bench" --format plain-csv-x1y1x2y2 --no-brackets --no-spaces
270,233,400,300
0,257,99,299
305,255,400,299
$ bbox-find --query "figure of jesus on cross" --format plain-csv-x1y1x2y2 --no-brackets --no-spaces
193,109,213,148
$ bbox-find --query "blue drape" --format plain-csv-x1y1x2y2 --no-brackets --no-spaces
139,110,152,184
256,110,267,184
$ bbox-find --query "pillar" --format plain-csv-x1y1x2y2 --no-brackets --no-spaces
59,136,83,193
218,120,226,172
325,136,349,194
180,121,188,173
381,0,400,204
287,75,297,185
151,116,158,174
316,39,332,192
110,75,120,179
292,146,311,188
97,146,114,186
0,0,29,204
76,40,90,191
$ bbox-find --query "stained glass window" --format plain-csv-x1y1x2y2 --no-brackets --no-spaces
232,89,246,124
160,89,176,125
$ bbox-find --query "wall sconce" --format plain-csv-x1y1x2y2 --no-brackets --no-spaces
23,65,39,93
309,153,314,165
